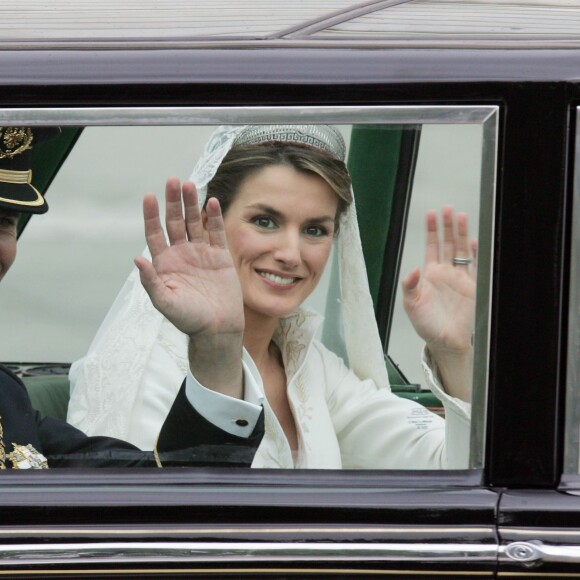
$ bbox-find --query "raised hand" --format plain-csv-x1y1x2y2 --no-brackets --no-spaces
401,206,477,401
135,178,245,396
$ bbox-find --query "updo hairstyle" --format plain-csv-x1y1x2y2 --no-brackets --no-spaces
205,142,352,231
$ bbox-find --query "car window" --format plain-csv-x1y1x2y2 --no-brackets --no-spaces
0,106,497,470
565,108,580,473
390,123,482,388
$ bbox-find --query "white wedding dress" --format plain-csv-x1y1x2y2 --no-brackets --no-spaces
67,125,471,468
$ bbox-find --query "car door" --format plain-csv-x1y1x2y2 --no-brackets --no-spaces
496,84,580,577
0,97,500,580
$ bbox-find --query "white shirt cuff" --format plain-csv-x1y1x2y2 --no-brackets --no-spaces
184,349,264,438
421,345,471,421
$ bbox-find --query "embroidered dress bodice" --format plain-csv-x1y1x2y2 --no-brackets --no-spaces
249,309,470,469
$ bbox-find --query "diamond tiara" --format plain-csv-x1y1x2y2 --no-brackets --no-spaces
232,125,346,161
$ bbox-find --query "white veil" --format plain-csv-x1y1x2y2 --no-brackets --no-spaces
67,125,389,449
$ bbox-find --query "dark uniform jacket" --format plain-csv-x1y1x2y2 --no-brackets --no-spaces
0,365,264,469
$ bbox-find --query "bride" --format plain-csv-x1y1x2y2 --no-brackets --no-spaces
67,124,475,469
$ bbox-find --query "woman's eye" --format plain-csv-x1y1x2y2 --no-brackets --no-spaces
253,216,276,229
304,225,328,237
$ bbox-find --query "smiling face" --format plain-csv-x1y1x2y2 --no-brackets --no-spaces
222,164,338,326
0,210,18,283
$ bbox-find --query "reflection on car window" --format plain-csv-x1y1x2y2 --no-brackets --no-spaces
0,113,496,470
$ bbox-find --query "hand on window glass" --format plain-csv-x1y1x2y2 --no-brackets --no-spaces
135,178,245,398
401,205,476,402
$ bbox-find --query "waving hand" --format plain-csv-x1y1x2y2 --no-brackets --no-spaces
135,178,245,397
401,206,477,400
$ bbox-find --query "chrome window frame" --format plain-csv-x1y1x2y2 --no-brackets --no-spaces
0,104,498,470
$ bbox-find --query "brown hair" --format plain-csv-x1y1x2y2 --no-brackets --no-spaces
205,142,352,230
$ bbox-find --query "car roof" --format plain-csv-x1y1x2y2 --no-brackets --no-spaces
3,0,580,49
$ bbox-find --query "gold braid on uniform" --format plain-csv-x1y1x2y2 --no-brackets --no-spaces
153,434,163,468
0,417,6,469
0,415,49,469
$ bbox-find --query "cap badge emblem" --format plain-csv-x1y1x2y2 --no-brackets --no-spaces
0,128,34,160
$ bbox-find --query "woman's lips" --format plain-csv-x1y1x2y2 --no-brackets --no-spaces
257,270,300,288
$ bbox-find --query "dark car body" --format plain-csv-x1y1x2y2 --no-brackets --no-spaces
0,1,579,577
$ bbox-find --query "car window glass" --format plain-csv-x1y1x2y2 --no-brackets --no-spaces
565,108,580,473
390,124,482,389
0,107,497,470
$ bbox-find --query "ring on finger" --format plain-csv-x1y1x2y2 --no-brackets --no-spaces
453,257,472,266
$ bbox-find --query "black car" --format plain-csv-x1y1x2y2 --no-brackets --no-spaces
0,0,578,577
